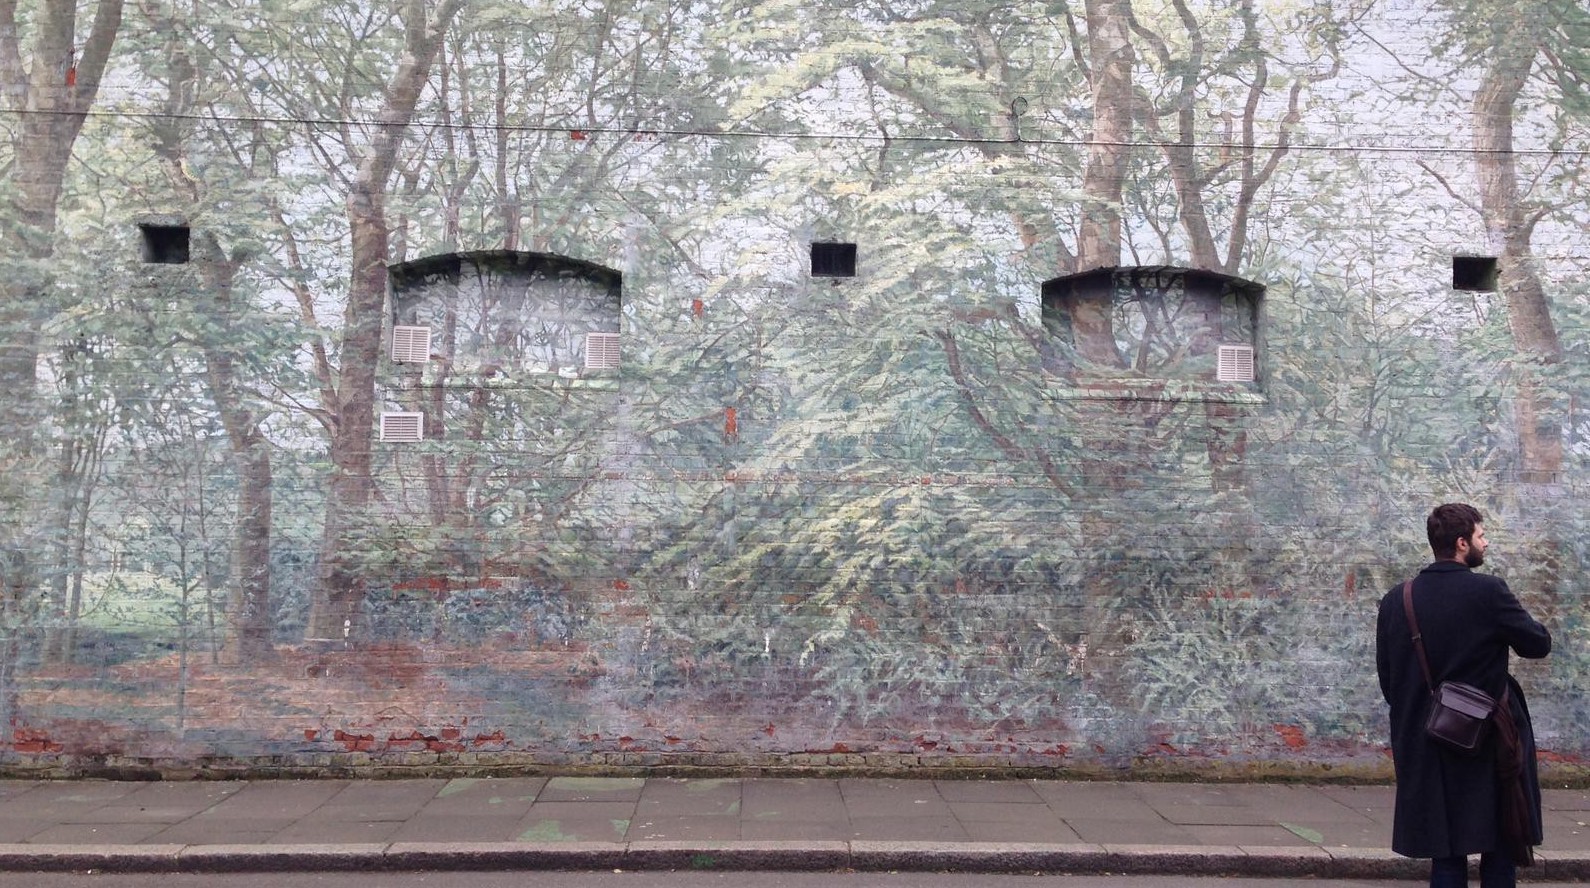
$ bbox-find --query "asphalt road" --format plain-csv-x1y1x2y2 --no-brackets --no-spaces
0,873,1577,888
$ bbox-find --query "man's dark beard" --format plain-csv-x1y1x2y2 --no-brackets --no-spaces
1464,548,1485,568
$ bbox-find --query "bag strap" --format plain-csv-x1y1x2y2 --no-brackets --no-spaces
1401,579,1437,695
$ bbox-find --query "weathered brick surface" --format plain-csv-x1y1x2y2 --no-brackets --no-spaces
0,1,1584,777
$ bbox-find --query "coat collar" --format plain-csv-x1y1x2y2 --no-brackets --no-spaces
1419,560,1472,575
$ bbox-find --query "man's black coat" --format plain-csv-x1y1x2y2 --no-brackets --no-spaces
1376,560,1551,859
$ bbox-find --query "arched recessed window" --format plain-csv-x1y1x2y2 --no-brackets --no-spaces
387,250,622,376
1041,266,1262,385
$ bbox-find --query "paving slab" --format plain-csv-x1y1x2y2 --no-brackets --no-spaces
839,779,952,818
70,782,244,826
960,818,1081,844
326,779,447,805
1181,823,1312,847
145,822,285,846
537,777,644,802
1545,788,1590,810
1274,818,1386,848
4,782,138,804
741,778,846,822
389,814,527,844
637,777,741,816
524,800,637,821
0,784,137,821
628,814,741,841
268,818,403,845
0,818,47,843
0,782,41,801
1065,816,1198,845
950,800,1057,823
63,803,215,825
306,780,446,821
1317,783,1396,816
413,777,544,818
1152,802,1275,826
739,820,850,842
1030,781,1162,818
194,780,347,820
1243,785,1381,823
934,780,1046,804
24,822,170,845
848,814,970,842
514,816,630,843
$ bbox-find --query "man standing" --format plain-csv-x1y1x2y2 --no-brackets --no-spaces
1377,503,1552,888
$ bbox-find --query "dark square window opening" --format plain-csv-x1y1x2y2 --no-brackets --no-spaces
1452,255,1497,292
140,224,191,264
811,242,857,278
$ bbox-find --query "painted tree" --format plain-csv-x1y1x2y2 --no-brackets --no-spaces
1460,0,1568,483
0,0,124,658
133,0,286,663
287,0,464,639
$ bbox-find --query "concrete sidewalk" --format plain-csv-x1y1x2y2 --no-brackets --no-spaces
0,777,1587,880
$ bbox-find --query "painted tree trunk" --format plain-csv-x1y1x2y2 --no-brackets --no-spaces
1473,35,1564,482
304,0,466,642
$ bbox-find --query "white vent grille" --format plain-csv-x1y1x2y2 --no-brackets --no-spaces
1216,344,1256,382
585,332,621,370
379,411,424,442
391,325,432,363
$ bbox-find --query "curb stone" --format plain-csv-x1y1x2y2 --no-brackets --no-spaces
0,841,1584,878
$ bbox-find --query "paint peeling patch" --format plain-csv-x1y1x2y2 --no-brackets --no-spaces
1274,724,1308,750
333,729,377,752
472,730,507,748
10,728,63,754
1539,750,1588,765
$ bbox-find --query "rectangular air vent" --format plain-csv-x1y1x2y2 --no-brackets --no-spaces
585,332,620,370
139,223,190,264
379,411,424,442
391,325,432,363
1216,344,1256,382
811,242,857,277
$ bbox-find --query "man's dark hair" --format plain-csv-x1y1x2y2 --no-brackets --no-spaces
1428,502,1483,559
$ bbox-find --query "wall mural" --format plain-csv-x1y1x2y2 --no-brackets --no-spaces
0,0,1585,775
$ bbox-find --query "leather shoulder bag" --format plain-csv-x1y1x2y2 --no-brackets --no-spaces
1402,579,1497,755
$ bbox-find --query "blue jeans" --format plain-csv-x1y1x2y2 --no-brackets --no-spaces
1430,853,1515,888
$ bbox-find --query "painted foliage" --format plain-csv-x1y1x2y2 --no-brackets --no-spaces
0,0,1586,772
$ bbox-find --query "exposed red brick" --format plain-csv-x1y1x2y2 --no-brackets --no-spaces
1274,724,1308,750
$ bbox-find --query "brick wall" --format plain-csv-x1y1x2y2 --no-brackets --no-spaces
0,0,1584,777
